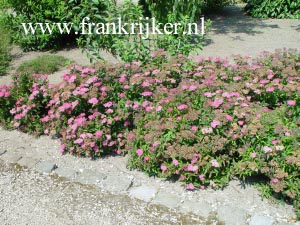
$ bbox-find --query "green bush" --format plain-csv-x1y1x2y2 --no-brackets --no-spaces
245,0,300,18
6,0,207,63
78,0,208,63
141,0,235,23
0,5,11,76
7,0,73,51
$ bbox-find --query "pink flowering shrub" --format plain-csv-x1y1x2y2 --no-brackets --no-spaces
0,84,13,127
9,74,51,134
0,49,300,217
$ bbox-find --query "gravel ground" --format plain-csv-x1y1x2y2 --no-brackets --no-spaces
0,161,209,225
199,5,300,59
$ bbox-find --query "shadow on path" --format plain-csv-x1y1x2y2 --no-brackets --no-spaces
206,5,279,36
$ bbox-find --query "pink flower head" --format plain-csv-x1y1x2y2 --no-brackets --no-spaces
272,178,279,184
172,159,179,166
226,115,233,122
160,164,167,171
123,84,130,89
156,105,163,112
238,121,244,126
211,159,219,168
199,174,205,181
266,87,275,92
136,149,143,156
141,91,153,97
74,138,83,144
287,100,296,106
191,125,198,132
104,101,113,108
263,146,272,153
186,183,195,190
88,97,98,105
127,133,135,140
60,144,66,153
95,130,103,138
106,109,114,114
124,121,131,126
178,104,188,110
250,152,257,158
189,85,197,91
152,141,159,147
208,98,223,108
211,120,220,128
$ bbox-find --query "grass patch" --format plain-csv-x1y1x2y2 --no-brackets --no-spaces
17,55,70,74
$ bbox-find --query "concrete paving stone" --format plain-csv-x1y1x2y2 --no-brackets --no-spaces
34,161,57,174
152,192,181,209
249,215,275,225
74,169,107,185
0,151,22,163
100,173,133,193
17,157,39,168
179,199,214,218
217,204,248,225
53,167,78,180
0,149,6,156
129,185,158,202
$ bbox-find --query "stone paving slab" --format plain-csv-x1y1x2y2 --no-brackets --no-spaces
74,169,107,185
53,167,78,180
249,215,275,225
152,192,181,209
100,173,133,193
129,185,158,202
0,151,22,163
34,161,57,174
217,204,248,225
179,199,214,218
18,157,39,169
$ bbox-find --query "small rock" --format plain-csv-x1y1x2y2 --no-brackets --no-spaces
180,199,213,218
74,169,107,185
217,204,247,225
35,161,57,174
18,157,39,168
152,192,181,209
54,167,77,180
249,215,275,225
129,185,158,202
100,174,133,193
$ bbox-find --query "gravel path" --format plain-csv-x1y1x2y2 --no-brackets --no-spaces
199,5,300,59
0,161,207,225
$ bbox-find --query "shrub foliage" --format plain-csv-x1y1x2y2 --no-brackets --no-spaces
245,0,300,18
0,49,300,217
